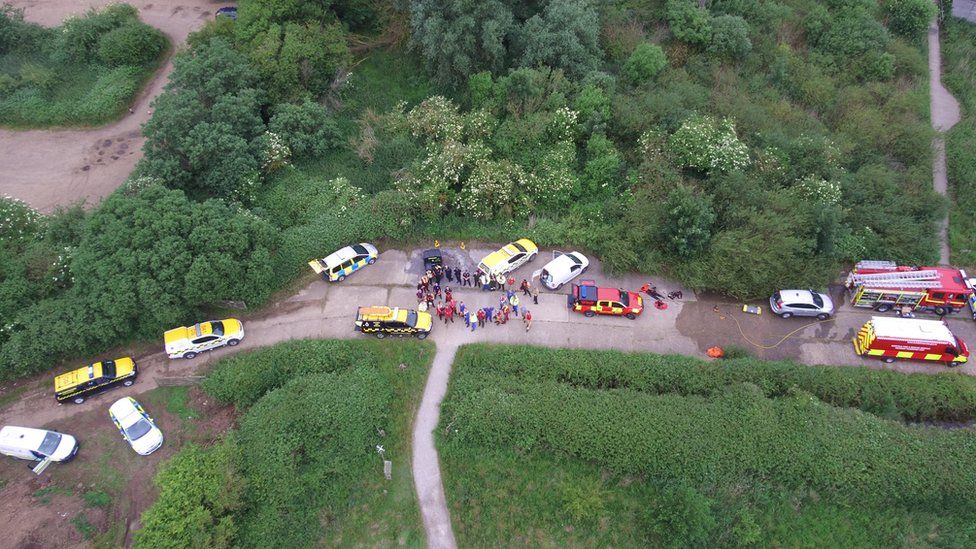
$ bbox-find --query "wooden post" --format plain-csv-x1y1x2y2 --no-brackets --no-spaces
384,460,392,480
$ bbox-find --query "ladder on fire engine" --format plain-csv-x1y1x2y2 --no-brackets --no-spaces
846,270,942,288
853,260,899,270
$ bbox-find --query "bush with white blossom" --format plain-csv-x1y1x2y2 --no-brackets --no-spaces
0,196,41,244
794,175,842,205
669,114,750,174
259,131,292,174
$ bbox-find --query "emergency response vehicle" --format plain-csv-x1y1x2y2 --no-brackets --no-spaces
853,316,969,367
0,426,78,464
845,260,973,315
309,243,378,282
164,318,244,359
109,397,164,456
54,357,137,404
478,239,538,276
568,280,643,319
355,306,432,339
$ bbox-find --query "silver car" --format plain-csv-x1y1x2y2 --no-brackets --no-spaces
769,289,834,320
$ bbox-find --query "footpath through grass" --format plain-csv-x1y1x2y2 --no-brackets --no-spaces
0,4,167,127
439,344,976,547
135,339,433,548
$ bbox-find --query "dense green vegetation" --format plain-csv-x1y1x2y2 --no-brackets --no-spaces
136,340,432,548
439,345,976,546
0,0,946,380
943,16,976,267
0,4,167,127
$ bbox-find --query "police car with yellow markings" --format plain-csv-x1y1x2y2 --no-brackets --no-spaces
54,357,137,404
355,306,432,339
164,318,244,359
478,238,538,276
309,243,378,282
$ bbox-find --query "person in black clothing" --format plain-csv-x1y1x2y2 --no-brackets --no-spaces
462,270,471,287
433,265,444,284
454,267,462,284
446,266,453,282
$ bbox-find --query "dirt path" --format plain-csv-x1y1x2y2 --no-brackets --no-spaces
0,0,219,213
929,19,962,265
411,342,459,549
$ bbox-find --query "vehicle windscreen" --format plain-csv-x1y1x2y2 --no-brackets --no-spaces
512,242,527,253
352,244,368,255
619,292,630,307
541,269,551,283
407,311,418,327
812,293,824,308
101,360,116,379
124,419,153,441
38,431,62,456
211,321,225,336
773,291,782,302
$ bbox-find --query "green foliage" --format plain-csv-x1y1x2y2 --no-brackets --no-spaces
660,185,715,257
97,20,167,67
248,21,350,102
708,14,751,59
235,367,390,546
452,344,976,421
438,345,976,546
0,4,167,127
622,43,667,84
140,39,265,201
943,19,976,267
409,0,515,87
191,340,430,546
668,114,750,174
135,441,244,549
666,0,713,46
268,99,342,158
83,490,111,508
883,0,937,40
581,133,622,193
514,0,602,79
0,184,277,379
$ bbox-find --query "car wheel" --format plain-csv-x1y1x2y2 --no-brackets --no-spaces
625,313,637,320
779,312,792,319
883,357,896,364
227,339,240,347
183,351,198,360
934,307,948,316
584,311,595,318
73,396,85,404
367,257,376,265
950,361,963,367
376,332,386,339
528,253,537,262
876,304,891,313
816,313,830,321
338,275,346,282
556,283,564,290
122,380,134,387
416,332,428,340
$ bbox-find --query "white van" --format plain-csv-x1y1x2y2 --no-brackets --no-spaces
0,426,79,463
533,251,590,289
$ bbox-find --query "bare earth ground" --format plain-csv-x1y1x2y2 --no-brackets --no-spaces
0,0,222,213
2,246,976,546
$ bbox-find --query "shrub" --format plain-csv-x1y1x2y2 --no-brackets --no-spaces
666,0,712,46
268,100,342,158
669,114,750,174
135,441,244,548
623,43,667,84
882,0,936,40
659,185,715,257
514,0,602,79
58,4,137,62
97,20,167,67
708,15,752,59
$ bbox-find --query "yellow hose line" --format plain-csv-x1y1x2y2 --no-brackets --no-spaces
719,309,836,350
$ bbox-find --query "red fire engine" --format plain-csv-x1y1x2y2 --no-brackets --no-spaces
845,260,973,315
568,280,643,319
853,316,969,367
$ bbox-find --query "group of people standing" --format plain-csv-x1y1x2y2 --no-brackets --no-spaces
415,263,535,332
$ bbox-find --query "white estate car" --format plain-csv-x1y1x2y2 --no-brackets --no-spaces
109,397,163,456
534,251,590,289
